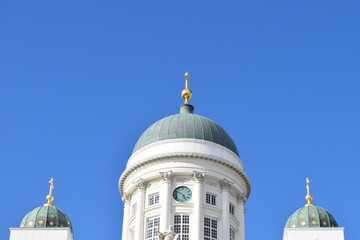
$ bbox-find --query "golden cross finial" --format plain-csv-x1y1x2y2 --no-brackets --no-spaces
44,178,55,206
181,72,192,104
185,72,189,89
305,178,313,206
306,178,310,195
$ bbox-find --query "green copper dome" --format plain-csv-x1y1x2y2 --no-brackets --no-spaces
20,205,73,233
133,104,239,156
285,205,338,228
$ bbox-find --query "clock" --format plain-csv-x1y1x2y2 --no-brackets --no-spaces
173,186,192,202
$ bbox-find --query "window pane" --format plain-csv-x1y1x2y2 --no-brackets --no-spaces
149,193,160,206
174,215,189,239
204,217,217,240
146,217,160,240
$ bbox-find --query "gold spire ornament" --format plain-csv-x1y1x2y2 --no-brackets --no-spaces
305,178,314,206
181,72,192,104
44,178,55,206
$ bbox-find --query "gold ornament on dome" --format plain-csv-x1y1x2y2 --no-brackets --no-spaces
181,72,192,104
305,178,314,206
44,178,55,206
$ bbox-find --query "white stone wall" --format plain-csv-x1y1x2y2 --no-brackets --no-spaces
283,228,345,240
9,228,73,240
120,139,250,240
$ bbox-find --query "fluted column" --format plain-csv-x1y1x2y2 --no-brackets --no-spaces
192,170,206,239
159,170,173,232
220,178,233,239
237,194,246,240
121,193,131,240
134,178,147,240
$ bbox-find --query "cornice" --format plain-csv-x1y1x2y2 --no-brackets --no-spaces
119,153,251,199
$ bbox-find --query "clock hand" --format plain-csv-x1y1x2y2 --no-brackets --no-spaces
180,192,186,200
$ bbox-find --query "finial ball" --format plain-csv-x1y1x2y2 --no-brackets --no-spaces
182,89,192,100
184,72,189,78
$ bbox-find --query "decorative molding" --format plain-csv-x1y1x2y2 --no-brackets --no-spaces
122,193,131,203
220,178,233,191
205,181,218,187
175,177,190,183
192,170,206,182
133,178,147,190
119,153,251,198
237,194,247,204
159,170,173,183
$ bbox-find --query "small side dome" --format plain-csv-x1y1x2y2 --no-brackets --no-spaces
285,205,338,228
20,178,73,234
133,104,239,156
20,205,73,233
285,178,339,228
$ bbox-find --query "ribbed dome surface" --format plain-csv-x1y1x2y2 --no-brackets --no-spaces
20,205,73,233
285,205,338,228
133,104,239,156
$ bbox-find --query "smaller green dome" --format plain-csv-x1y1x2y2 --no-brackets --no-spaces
20,205,73,233
285,205,338,228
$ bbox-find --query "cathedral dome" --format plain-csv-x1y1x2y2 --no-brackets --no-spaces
285,204,338,228
133,104,239,156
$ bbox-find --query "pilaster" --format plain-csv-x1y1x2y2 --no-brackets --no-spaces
192,170,206,239
159,171,173,231
237,194,246,240
220,178,233,239
121,193,131,240
133,178,147,240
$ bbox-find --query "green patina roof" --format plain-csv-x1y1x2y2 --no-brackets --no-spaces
285,204,338,228
20,205,73,233
133,104,239,156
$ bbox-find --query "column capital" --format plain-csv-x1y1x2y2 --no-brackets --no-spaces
122,193,131,204
220,178,233,191
133,178,147,190
237,194,247,204
159,170,173,183
192,170,206,182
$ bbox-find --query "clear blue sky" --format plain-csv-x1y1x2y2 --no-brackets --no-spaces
1,1,359,239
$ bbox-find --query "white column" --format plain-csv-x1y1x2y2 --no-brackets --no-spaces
159,171,173,232
220,178,233,240
134,178,147,240
121,193,131,240
192,171,206,240
237,194,246,240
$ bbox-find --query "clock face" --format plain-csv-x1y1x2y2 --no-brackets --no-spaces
173,186,192,202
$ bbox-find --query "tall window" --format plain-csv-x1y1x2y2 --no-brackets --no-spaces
206,193,216,205
149,193,160,206
174,215,189,240
146,217,160,240
204,217,217,240
229,203,235,215
131,202,137,217
230,227,235,240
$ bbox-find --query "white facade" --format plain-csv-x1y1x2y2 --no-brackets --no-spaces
9,228,73,240
119,138,250,240
283,227,345,240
